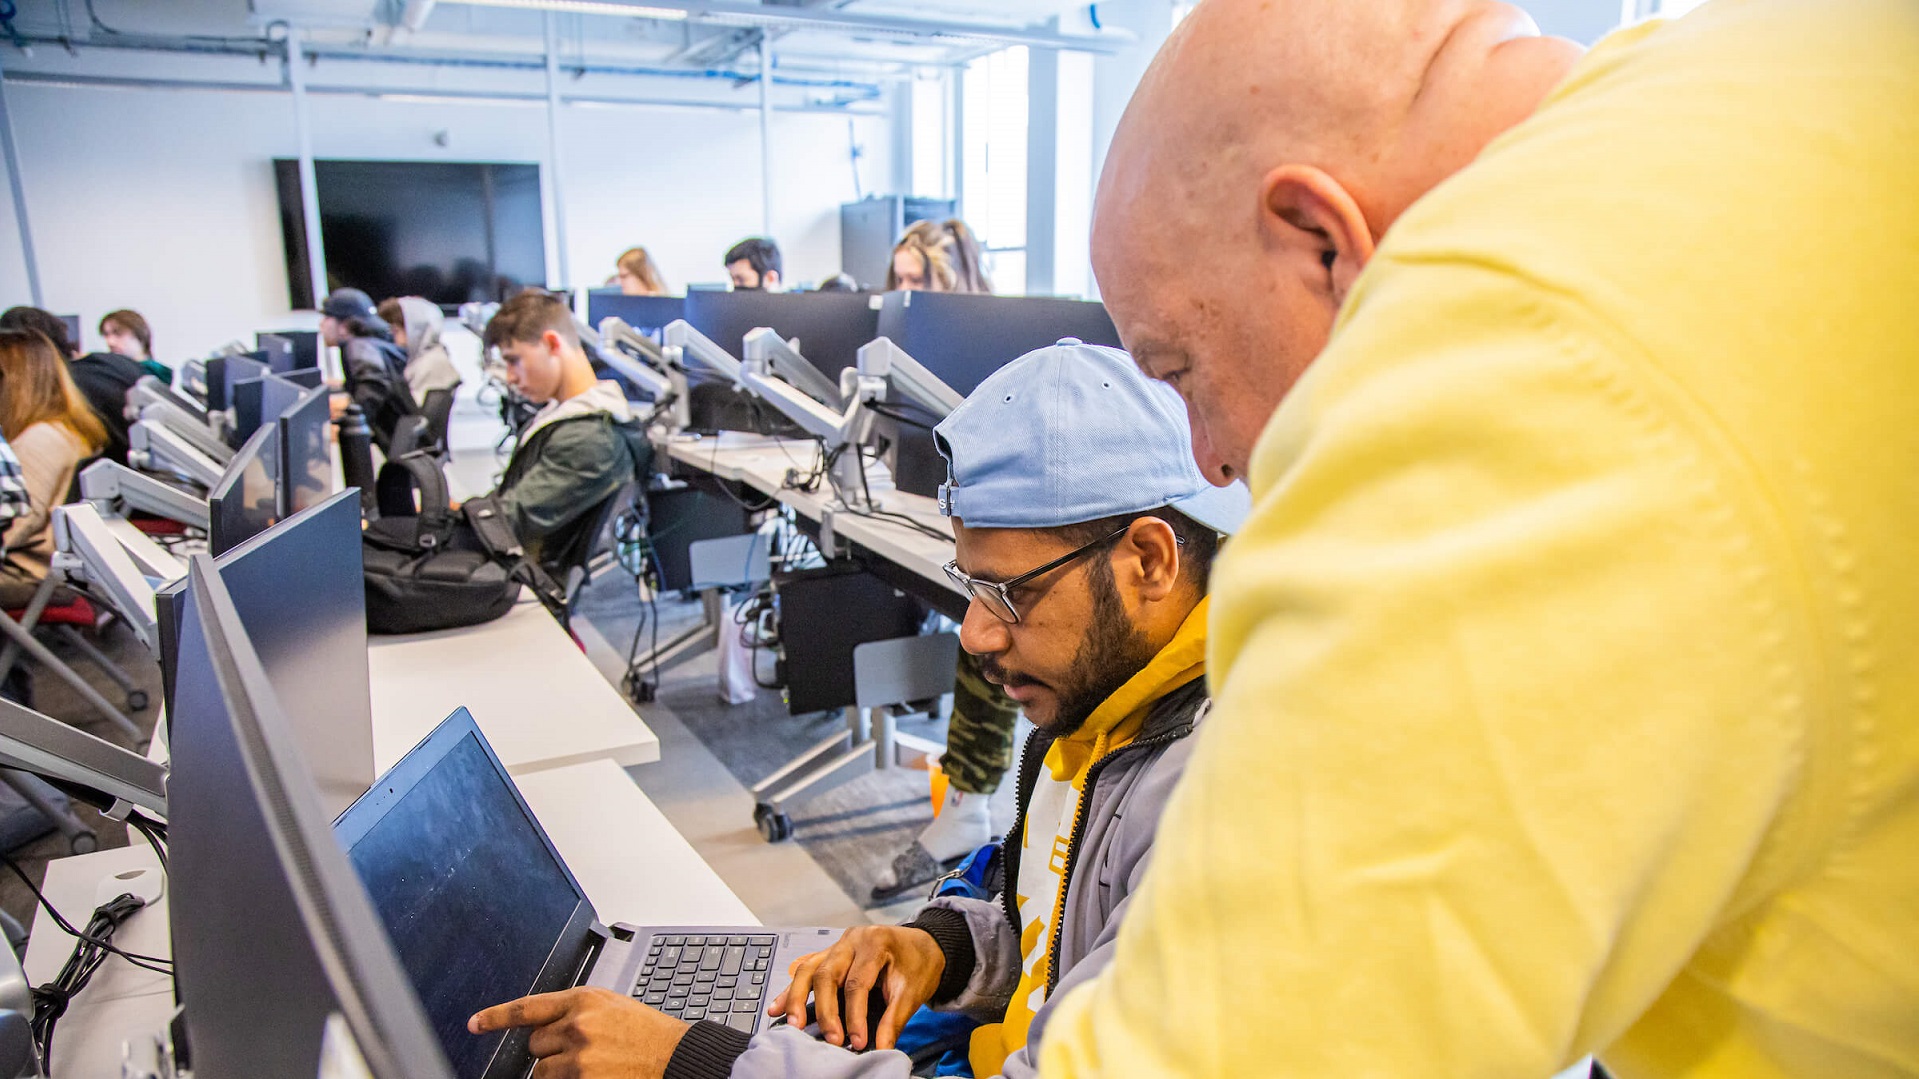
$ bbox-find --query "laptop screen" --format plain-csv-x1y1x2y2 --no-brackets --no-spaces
339,719,588,1078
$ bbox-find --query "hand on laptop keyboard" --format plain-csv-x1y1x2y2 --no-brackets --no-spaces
769,925,948,1051
469,986,690,1077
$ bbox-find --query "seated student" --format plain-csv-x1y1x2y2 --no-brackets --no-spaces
469,341,1249,1079
886,219,993,294
378,296,462,405
724,237,783,291
0,306,142,466
479,290,651,573
0,330,107,608
616,246,669,296
320,288,414,452
99,309,172,385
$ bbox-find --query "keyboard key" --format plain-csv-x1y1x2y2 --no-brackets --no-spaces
684,1006,706,1020
667,994,689,1009
733,999,758,1013
644,991,666,1004
721,947,745,976
663,936,685,946
696,972,717,984
659,946,682,967
727,936,749,947
725,1012,755,1033
716,977,737,991
689,995,709,1008
710,985,735,1001
749,972,765,987
700,951,722,972
754,945,773,960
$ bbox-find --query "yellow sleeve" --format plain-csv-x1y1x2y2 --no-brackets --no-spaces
1038,262,1835,1075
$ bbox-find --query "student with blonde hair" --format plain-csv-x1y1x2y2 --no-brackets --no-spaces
0,329,107,606
885,219,992,294
615,246,668,296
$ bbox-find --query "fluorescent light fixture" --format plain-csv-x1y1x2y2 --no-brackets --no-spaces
445,0,689,19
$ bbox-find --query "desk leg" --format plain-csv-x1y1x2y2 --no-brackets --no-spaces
625,589,725,696
749,706,882,842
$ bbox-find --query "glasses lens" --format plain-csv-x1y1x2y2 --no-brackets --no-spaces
977,587,1017,624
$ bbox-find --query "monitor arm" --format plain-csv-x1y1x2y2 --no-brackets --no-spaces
128,421,224,490
136,400,234,465
596,318,680,404
743,327,844,408
740,365,886,509
51,503,161,652
0,695,166,821
80,459,211,532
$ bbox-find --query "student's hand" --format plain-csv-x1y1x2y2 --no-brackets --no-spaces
769,926,946,1052
470,987,687,1079
328,392,348,422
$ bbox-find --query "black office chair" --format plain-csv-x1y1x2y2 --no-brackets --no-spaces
386,415,432,460
420,387,457,453
539,480,641,632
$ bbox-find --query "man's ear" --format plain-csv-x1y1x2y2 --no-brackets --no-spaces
1124,518,1182,602
542,329,567,357
1257,164,1376,307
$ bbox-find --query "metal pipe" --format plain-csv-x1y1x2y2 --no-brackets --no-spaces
0,53,44,307
758,34,772,238
285,27,328,309
544,12,571,291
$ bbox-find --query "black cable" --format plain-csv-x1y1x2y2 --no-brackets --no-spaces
0,857,171,973
32,891,148,1074
126,813,168,874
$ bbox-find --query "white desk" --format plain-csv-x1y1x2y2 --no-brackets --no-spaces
24,758,749,1077
660,435,962,600
517,759,755,927
22,845,171,1079
367,598,660,775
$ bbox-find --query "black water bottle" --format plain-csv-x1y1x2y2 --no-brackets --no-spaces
337,402,377,515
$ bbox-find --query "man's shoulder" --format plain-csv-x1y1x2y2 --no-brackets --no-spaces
72,351,145,385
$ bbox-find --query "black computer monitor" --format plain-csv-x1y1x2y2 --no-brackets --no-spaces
585,292,684,338
231,371,307,445
278,384,334,519
205,352,270,414
280,329,321,371
168,555,455,1079
56,314,81,349
873,291,1121,396
256,333,296,374
157,490,373,818
683,290,878,387
207,419,281,556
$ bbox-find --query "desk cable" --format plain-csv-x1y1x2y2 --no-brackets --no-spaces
0,846,173,1075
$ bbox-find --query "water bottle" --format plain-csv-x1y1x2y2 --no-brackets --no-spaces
337,402,377,515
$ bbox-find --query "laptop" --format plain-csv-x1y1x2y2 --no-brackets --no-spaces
335,709,842,1079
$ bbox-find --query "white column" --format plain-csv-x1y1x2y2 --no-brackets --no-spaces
544,12,571,292
0,56,42,307
285,27,328,309
758,36,774,238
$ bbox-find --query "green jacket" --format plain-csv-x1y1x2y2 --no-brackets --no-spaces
494,411,649,573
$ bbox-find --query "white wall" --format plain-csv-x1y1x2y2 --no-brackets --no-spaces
0,76,890,358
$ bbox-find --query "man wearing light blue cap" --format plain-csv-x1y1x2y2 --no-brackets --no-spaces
470,340,1245,1079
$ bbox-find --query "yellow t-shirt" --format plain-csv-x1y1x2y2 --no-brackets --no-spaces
1042,2,1919,1076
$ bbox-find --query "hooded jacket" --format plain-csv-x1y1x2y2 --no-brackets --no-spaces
665,599,1212,1079
494,379,648,572
397,297,462,404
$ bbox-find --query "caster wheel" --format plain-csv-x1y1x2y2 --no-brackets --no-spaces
753,803,794,843
70,832,98,855
127,690,150,712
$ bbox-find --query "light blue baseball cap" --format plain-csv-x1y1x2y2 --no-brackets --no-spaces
933,339,1251,534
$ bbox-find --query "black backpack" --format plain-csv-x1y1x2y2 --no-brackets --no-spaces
360,451,566,634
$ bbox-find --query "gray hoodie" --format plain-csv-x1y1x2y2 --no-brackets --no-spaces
397,296,462,404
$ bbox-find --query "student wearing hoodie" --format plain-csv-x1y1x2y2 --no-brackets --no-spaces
480,290,650,574
469,340,1249,1079
388,296,463,405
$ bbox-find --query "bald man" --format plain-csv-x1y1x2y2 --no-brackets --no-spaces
1039,1,1919,1077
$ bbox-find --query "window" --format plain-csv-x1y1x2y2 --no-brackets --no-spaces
961,46,1029,294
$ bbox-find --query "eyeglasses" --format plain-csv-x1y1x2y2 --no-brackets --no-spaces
943,524,1138,625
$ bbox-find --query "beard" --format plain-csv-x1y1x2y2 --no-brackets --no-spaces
984,559,1157,739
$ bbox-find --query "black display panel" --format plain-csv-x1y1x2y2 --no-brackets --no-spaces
276,159,545,310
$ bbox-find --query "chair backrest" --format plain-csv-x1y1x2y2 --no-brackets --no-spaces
686,531,771,591
544,480,636,603
853,632,960,710
420,388,456,449
387,415,431,460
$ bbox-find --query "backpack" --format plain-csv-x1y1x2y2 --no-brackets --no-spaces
360,451,566,634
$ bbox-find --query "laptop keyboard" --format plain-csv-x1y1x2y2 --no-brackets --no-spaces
633,934,780,1032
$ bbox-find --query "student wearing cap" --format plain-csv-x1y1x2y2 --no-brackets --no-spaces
320,287,417,452
470,340,1250,1079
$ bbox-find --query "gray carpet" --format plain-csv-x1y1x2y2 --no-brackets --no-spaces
574,570,1023,911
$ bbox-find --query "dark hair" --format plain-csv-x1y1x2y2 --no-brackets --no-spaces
814,273,858,293
484,290,578,352
723,237,782,281
0,307,73,357
1047,507,1221,593
99,309,153,357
